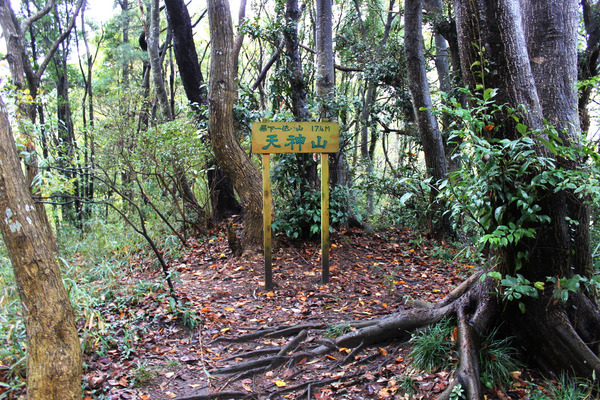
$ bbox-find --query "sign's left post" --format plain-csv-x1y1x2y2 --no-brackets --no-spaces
262,153,273,291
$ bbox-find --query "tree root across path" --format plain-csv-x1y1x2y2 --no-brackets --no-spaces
175,271,600,400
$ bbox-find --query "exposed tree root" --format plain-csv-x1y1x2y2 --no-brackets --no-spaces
176,272,600,400
211,323,325,343
174,391,253,400
507,292,600,378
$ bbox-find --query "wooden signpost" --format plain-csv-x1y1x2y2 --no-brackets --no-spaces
252,121,340,290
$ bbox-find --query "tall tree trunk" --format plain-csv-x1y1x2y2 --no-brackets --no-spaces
425,0,461,172
147,0,173,121
315,0,334,120
404,0,452,238
164,0,242,221
118,0,131,87
164,0,208,110
208,0,262,249
0,97,82,400
77,6,96,212
521,0,591,278
284,0,318,201
53,22,81,224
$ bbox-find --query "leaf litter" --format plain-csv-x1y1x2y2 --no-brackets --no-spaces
81,226,533,399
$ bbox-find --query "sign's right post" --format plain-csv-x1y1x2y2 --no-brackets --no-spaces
321,153,330,284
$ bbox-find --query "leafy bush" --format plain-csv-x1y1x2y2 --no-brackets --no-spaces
272,181,352,240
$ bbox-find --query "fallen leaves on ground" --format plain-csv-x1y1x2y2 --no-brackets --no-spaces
79,226,527,399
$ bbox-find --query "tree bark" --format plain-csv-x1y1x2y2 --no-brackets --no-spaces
164,0,242,221
315,0,335,120
147,0,173,121
208,0,262,249
164,0,208,111
284,0,319,210
0,97,82,400
453,0,600,379
315,0,351,192
404,0,452,238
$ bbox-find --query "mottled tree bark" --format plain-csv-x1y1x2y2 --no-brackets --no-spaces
0,97,82,400
147,0,173,120
208,0,262,249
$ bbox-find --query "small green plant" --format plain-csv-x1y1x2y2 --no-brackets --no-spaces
398,375,416,397
131,361,156,387
167,298,202,330
383,273,397,294
324,323,352,339
409,318,456,372
450,383,465,400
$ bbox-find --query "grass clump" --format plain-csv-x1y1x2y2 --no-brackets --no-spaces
526,374,600,399
409,317,456,372
409,318,522,391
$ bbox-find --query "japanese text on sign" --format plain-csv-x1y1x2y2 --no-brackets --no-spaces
252,121,340,153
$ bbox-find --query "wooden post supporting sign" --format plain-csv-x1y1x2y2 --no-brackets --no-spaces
321,153,330,284
262,153,273,290
252,121,339,289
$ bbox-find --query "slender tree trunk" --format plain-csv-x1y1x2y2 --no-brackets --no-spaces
119,0,131,87
284,0,319,201
425,0,461,172
404,0,452,238
0,97,82,400
208,0,262,249
315,0,335,120
147,0,173,121
78,6,96,210
315,0,351,195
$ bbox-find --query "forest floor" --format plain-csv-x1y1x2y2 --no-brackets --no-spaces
81,226,539,400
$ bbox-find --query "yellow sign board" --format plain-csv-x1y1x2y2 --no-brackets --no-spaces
251,121,339,154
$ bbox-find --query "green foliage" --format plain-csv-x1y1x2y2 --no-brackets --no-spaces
526,374,600,399
324,322,352,339
410,318,521,390
359,164,430,230
272,152,352,239
450,383,465,400
439,89,600,268
131,361,157,387
409,317,456,372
